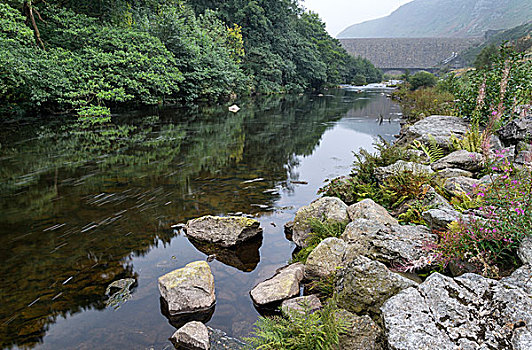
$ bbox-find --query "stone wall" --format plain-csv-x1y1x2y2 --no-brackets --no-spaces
340,38,482,69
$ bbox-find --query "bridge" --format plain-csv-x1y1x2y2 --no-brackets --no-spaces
339,37,482,74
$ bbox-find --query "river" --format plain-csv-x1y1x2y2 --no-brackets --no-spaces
0,90,401,349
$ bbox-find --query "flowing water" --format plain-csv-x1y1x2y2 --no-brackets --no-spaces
0,90,401,349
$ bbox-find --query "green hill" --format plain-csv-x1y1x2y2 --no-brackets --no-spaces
338,0,532,38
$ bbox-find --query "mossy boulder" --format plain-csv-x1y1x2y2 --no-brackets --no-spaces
158,261,215,316
185,216,262,248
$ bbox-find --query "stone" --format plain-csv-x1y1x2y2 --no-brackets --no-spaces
375,160,434,183
171,321,210,350
431,150,484,172
158,261,215,316
422,208,461,231
291,197,349,248
185,216,262,248
250,263,305,306
228,104,240,113
336,309,384,350
498,117,532,145
398,115,469,149
436,168,474,179
518,237,532,265
421,185,453,210
305,237,347,279
515,143,532,165
381,272,532,350
335,255,417,316
281,295,322,316
444,176,482,195
347,198,398,225
502,265,532,295
341,219,437,265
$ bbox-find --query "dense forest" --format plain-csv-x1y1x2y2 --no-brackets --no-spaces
0,0,382,117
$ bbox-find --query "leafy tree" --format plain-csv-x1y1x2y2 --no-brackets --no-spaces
409,71,437,90
474,44,499,70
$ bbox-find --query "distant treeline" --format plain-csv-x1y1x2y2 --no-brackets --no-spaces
0,0,382,117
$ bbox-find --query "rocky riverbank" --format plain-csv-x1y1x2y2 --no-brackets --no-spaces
160,114,532,349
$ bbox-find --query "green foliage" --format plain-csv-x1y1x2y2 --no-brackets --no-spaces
393,86,455,123
307,273,336,299
409,71,437,91
292,218,347,263
352,74,367,86
450,126,483,153
412,138,445,163
379,170,435,209
245,298,348,350
398,199,435,225
443,46,532,126
474,44,499,70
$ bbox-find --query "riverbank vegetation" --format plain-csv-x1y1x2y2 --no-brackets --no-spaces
0,0,381,118
320,43,532,278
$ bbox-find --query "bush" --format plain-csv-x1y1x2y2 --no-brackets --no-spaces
409,71,437,90
431,153,532,277
393,87,455,122
245,298,348,350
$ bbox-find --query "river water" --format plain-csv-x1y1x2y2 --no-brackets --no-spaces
0,90,401,349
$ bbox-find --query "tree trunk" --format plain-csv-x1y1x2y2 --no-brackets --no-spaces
24,1,45,50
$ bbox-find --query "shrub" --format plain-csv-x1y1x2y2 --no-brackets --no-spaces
245,298,348,350
431,154,532,277
393,87,455,122
409,71,437,90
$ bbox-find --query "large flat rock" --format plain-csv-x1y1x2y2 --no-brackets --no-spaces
398,115,469,149
158,261,215,316
185,216,262,247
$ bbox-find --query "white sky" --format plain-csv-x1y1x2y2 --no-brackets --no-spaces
301,0,414,37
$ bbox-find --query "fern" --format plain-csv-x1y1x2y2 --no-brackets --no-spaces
450,127,483,153
412,135,444,163
292,218,347,263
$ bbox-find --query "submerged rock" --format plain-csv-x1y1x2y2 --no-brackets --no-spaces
381,272,532,350
170,321,210,350
208,327,246,350
305,237,347,279
291,197,348,248
336,256,417,316
336,309,384,350
398,115,469,149
250,263,304,306
375,160,433,183
431,150,484,172
347,199,398,225
158,261,215,316
341,219,437,265
185,216,262,248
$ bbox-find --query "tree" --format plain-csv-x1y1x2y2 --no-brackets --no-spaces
474,44,499,70
409,71,437,90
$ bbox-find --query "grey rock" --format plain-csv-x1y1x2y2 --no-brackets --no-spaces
502,265,532,295
185,216,262,247
336,255,417,316
381,272,532,350
518,237,532,265
250,263,304,306
341,219,437,265
423,208,461,231
336,309,384,350
515,143,532,165
171,321,210,350
375,160,434,183
292,197,348,248
421,185,453,210
347,198,398,225
444,176,482,195
436,168,474,179
159,261,215,316
498,117,532,145
399,115,469,149
281,295,322,316
305,237,347,279
431,150,484,172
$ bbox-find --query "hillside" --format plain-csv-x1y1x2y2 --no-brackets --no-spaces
338,0,532,38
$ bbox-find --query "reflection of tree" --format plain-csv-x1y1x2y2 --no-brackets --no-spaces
0,90,376,348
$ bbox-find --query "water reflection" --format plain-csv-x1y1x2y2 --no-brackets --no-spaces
0,91,400,349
